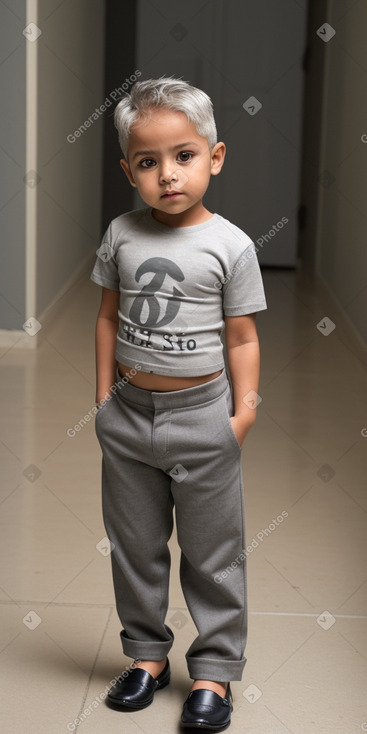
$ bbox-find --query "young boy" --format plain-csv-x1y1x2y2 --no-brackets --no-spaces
91,77,267,731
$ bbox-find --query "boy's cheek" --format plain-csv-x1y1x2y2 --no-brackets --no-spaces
133,173,149,189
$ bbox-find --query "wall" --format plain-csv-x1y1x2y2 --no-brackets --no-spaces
134,0,307,267
102,0,137,232
0,0,26,331
305,0,367,347
0,0,105,344
36,0,105,322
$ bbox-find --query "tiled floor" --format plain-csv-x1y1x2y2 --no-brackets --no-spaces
1,264,366,733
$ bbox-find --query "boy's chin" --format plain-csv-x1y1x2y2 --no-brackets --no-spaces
150,199,189,212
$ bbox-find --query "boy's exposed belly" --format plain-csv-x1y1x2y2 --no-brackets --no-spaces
118,362,222,392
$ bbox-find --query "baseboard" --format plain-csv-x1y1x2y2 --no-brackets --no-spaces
0,249,96,349
0,328,39,349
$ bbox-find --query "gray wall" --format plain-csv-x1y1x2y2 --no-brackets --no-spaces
300,0,367,347
0,0,105,333
36,0,105,319
102,0,137,231
134,0,307,267
0,0,26,329
317,0,367,346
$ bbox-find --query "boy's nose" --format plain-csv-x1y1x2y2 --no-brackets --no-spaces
159,165,178,184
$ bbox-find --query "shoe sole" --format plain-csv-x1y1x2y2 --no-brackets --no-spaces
107,696,154,710
181,722,231,731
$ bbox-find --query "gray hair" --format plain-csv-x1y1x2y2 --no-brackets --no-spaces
114,76,217,158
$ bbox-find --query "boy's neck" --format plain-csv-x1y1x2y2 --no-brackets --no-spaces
151,201,214,228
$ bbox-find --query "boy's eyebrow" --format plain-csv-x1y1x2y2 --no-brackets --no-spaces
132,142,199,160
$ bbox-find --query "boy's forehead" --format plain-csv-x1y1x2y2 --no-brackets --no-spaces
128,108,207,150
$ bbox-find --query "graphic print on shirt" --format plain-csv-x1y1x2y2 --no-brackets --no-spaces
129,257,184,328
125,257,197,352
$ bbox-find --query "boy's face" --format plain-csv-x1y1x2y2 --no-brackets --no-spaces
120,107,225,221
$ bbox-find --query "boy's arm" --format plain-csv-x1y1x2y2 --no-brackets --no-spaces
95,287,120,405
225,313,261,447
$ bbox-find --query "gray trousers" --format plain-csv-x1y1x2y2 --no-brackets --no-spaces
95,367,247,681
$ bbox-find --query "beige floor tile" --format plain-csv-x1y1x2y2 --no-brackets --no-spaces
1,267,366,733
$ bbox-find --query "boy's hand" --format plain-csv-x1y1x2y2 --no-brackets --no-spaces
230,415,254,448
96,384,117,408
96,394,109,409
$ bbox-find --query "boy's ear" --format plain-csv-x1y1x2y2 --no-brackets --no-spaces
210,142,226,176
120,158,137,187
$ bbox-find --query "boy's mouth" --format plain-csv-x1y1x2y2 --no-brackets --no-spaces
161,191,182,198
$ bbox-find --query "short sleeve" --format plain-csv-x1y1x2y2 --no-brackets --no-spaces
90,222,120,291
222,243,267,316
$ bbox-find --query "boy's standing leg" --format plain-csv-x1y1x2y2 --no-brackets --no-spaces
147,370,248,733
94,368,246,730
95,381,175,705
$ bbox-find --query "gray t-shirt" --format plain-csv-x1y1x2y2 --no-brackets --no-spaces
90,206,267,377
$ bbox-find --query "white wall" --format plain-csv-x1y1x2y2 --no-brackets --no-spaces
316,0,367,346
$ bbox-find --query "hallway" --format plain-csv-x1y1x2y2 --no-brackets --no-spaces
1,264,366,733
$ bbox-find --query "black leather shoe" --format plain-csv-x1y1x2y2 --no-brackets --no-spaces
181,684,233,730
107,659,170,710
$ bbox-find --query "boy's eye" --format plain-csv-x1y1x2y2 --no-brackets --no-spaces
177,151,192,162
139,158,156,168
138,152,193,168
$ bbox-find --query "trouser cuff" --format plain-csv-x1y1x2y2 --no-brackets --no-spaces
186,655,247,681
120,629,174,660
